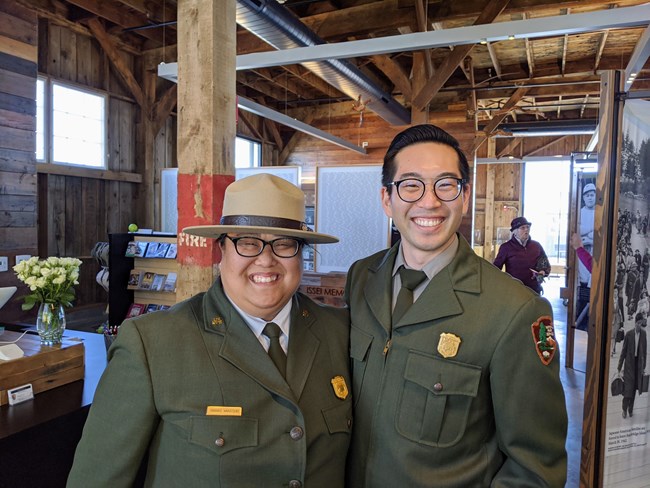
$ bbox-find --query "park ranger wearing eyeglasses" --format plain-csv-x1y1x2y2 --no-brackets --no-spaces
345,124,568,487
68,174,352,488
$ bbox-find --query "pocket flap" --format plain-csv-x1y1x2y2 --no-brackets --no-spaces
405,351,481,397
350,326,373,361
322,399,353,434
189,416,258,454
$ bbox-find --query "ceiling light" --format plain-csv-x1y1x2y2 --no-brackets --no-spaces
508,34,515,40
480,39,488,45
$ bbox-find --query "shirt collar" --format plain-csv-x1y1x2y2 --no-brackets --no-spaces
226,296,292,341
514,235,529,247
393,233,459,280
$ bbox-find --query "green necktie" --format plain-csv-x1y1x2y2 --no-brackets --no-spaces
263,322,286,377
393,266,427,325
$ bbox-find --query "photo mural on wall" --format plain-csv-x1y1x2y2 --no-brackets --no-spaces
604,99,650,487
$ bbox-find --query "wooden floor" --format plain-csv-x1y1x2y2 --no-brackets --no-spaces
545,275,586,488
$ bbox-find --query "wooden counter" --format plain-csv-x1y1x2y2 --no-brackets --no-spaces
0,326,107,487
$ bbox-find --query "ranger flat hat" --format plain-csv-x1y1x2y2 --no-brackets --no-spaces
510,216,532,231
583,183,596,195
183,173,338,244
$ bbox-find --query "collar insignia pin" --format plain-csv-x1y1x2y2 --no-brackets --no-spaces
331,375,349,400
302,309,309,318
438,333,462,358
211,316,224,327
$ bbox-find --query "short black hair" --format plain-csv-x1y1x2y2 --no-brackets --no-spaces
382,124,470,192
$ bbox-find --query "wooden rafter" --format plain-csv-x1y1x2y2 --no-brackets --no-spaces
486,41,502,79
414,0,434,78
580,94,590,118
282,65,345,98
255,97,284,151
371,54,412,99
472,86,530,153
118,0,176,26
279,114,315,165
151,84,177,134
69,0,164,44
497,137,523,158
524,135,570,157
238,111,263,140
561,34,568,75
87,17,146,110
412,0,510,112
253,68,305,99
522,13,535,78
594,30,609,72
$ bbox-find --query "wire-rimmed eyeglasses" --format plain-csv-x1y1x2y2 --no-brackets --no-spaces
388,177,467,203
224,235,304,258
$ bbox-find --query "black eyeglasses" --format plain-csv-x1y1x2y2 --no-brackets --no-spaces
388,177,467,203
224,235,304,258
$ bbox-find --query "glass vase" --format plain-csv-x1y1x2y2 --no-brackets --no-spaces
36,302,66,345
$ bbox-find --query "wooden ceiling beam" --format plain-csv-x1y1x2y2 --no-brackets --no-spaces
414,0,434,78
370,54,412,100
66,0,165,44
523,13,535,78
118,0,177,26
252,68,306,99
524,135,570,157
594,30,609,72
237,72,290,102
472,86,530,152
87,17,146,110
255,97,284,150
279,114,315,165
282,65,346,98
151,84,177,135
412,0,510,112
486,41,502,79
238,111,263,140
497,137,523,158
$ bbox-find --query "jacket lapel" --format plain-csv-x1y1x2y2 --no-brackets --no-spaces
200,279,295,401
364,245,397,333
285,295,320,401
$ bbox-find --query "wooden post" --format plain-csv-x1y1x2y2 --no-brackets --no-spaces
176,0,236,299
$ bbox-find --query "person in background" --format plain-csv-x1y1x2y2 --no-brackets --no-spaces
612,287,624,357
570,232,593,273
345,124,567,487
493,216,552,294
68,174,352,487
576,183,596,331
618,312,647,419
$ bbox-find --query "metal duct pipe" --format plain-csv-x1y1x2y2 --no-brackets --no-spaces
236,0,410,126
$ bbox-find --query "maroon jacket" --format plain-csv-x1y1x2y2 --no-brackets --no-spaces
493,237,551,293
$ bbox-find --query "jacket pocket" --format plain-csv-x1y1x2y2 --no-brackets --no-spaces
350,326,373,405
188,416,258,454
322,399,353,434
396,350,481,447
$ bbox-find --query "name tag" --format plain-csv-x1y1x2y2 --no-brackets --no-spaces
206,406,242,416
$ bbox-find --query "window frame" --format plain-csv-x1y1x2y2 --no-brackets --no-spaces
36,76,108,170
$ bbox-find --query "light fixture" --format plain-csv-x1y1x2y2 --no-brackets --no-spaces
508,34,515,40
480,39,488,45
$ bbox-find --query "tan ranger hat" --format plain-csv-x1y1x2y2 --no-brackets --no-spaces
183,173,338,244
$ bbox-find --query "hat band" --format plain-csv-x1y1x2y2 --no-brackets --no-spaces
221,215,310,232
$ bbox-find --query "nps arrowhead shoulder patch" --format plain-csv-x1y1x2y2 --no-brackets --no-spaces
531,315,557,366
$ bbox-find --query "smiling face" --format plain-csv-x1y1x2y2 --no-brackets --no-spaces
219,233,303,321
381,142,470,268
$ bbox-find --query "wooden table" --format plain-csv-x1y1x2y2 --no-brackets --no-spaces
0,326,107,488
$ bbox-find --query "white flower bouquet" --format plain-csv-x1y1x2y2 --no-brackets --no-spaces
13,256,82,310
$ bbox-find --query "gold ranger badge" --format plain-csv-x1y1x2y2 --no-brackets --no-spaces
438,333,462,358
531,315,557,366
211,316,224,327
331,376,349,400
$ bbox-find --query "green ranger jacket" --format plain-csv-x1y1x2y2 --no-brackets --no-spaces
67,278,352,488
345,235,567,487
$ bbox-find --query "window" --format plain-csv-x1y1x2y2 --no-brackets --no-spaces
235,137,261,168
36,78,107,169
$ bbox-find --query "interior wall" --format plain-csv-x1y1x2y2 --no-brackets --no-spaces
0,3,38,320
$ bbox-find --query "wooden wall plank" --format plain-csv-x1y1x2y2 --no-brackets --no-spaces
64,176,82,256
0,67,36,99
0,210,36,227
0,8,37,46
48,24,61,78
59,26,77,82
0,125,35,152
48,174,66,256
0,194,37,212
0,92,36,115
0,51,37,77
0,227,37,250
0,34,37,63
0,107,35,131
0,169,37,195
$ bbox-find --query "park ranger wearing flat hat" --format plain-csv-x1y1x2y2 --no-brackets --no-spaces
69,174,352,487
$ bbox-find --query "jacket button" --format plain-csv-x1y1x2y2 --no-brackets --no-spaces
289,480,302,488
433,382,443,392
347,418,352,429
214,437,225,447
290,426,304,440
